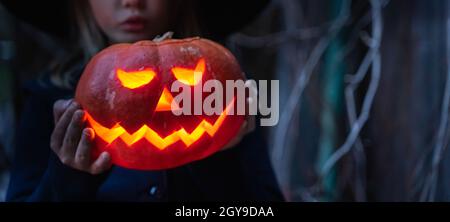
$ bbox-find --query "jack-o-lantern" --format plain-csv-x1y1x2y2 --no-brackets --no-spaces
75,35,245,170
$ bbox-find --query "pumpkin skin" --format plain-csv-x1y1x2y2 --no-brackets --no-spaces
75,37,245,170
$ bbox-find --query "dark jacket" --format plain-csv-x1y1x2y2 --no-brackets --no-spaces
6,69,283,202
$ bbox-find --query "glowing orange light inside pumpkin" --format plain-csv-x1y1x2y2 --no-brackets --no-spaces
155,87,180,112
171,58,205,86
117,68,156,89
85,98,235,149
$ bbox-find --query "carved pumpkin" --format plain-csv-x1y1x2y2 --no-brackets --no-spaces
75,36,245,170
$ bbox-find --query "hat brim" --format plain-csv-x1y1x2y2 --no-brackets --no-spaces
1,0,71,38
1,0,269,40
198,0,270,39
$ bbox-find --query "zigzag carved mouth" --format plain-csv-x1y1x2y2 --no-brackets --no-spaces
85,99,235,150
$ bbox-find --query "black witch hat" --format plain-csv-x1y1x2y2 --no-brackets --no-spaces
0,0,270,40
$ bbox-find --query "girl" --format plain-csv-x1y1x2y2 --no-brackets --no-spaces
5,0,283,201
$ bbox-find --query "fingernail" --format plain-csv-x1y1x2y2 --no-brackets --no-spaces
73,110,84,122
78,110,85,118
101,152,110,160
84,128,95,140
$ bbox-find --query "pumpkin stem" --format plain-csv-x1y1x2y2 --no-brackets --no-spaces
153,32,174,42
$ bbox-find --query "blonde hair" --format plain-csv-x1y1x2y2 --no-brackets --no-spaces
51,0,201,89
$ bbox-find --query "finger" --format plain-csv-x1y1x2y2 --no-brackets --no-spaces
90,152,112,175
240,120,248,133
246,115,256,133
245,80,258,96
245,96,256,116
244,96,256,132
244,81,257,116
222,120,248,150
74,128,95,170
61,109,85,158
50,101,81,152
243,81,257,133
222,133,244,150
53,99,73,124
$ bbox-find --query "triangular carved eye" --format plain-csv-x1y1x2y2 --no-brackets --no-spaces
171,58,205,86
117,68,156,89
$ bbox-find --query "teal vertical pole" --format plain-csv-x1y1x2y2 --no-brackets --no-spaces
316,0,346,201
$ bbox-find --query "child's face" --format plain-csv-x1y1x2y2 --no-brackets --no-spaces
89,0,170,43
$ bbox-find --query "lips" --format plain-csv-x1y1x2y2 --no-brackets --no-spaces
120,16,146,32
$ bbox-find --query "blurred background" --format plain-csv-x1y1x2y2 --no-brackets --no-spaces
2,0,450,201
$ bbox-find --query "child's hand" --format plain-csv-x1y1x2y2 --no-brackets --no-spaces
221,80,257,150
50,99,111,175
221,115,256,150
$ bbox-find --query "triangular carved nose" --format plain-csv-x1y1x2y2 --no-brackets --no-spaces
155,87,180,112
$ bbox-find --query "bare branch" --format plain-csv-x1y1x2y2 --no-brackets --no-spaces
320,0,383,185
271,0,351,166
419,15,450,202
